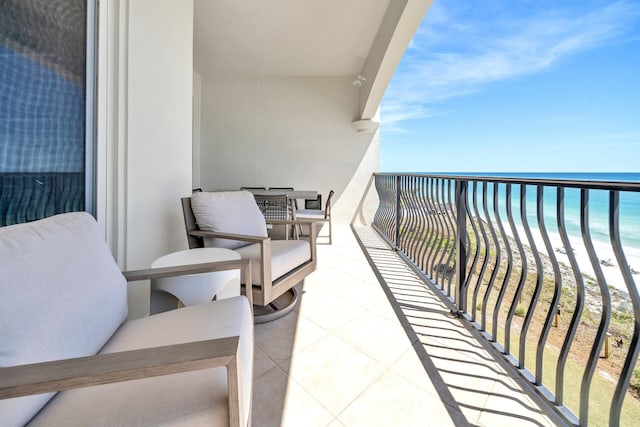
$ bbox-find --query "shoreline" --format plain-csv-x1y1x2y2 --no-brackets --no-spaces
507,223,640,293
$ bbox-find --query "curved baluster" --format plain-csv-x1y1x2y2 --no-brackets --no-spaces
555,187,585,405
443,179,457,294
372,175,386,237
535,185,562,386
492,183,514,342
415,176,431,274
505,184,528,356
471,182,490,323
399,176,415,259
577,189,611,424
422,178,438,278
389,175,399,241
518,184,543,369
427,179,443,279
436,179,451,286
481,182,502,333
434,179,449,286
609,190,640,425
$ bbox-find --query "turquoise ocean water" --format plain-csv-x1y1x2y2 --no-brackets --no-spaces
435,172,640,251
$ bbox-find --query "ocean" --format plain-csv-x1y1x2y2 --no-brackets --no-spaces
434,172,640,251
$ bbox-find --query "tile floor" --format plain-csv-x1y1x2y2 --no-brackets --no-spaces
251,224,560,427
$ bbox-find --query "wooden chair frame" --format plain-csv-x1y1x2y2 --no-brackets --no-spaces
0,260,253,427
181,197,317,309
296,190,334,245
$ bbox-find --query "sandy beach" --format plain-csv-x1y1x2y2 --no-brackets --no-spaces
509,224,640,293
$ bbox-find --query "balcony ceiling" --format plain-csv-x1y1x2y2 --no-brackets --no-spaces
194,0,391,77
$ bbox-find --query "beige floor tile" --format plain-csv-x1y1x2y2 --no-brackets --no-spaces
254,345,277,379
389,347,441,397
333,310,413,366
477,377,557,427
324,276,391,310
338,370,466,427
297,290,366,332
286,334,386,415
255,310,328,364
252,366,333,427
325,419,346,427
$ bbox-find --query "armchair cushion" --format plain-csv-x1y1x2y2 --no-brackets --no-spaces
0,213,128,427
235,240,311,285
191,191,267,250
28,297,253,427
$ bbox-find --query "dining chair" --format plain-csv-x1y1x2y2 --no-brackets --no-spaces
240,186,266,191
304,194,322,209
295,190,334,245
268,187,298,210
253,193,292,239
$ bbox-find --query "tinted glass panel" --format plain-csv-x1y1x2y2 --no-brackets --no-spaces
0,0,88,226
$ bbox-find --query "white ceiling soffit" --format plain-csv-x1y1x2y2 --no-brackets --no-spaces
193,0,392,77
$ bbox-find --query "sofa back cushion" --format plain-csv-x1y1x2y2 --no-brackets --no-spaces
191,191,268,250
0,212,128,427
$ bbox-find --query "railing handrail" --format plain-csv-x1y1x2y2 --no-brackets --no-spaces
373,172,640,192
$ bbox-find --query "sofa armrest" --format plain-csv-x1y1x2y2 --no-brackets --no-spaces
188,230,269,245
0,338,244,427
124,260,253,308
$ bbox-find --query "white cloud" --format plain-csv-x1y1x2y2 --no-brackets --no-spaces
382,0,640,131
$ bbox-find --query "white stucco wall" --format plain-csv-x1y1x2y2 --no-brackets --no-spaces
123,0,193,317
198,75,379,223
192,71,202,190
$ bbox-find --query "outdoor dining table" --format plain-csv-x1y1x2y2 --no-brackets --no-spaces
246,189,317,200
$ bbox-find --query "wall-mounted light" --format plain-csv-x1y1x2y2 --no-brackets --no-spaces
352,119,379,133
352,75,367,88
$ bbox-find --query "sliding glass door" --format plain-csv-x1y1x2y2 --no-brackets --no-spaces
0,0,96,226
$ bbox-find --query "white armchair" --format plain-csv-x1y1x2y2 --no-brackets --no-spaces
0,212,253,427
182,191,317,323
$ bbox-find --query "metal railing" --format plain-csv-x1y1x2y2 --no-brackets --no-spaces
372,173,640,426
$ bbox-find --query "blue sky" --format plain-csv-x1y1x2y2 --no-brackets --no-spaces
380,0,640,173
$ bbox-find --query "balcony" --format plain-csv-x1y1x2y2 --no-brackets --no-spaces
250,227,557,426
250,173,640,426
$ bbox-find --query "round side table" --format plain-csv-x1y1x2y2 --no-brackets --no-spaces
150,248,241,314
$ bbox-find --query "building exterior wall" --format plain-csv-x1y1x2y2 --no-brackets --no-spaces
198,75,379,224
98,0,194,318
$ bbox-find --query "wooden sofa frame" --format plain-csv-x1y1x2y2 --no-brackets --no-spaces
0,259,253,427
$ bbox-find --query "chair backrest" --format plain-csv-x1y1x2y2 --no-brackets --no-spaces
324,190,335,220
181,197,204,249
0,212,128,426
189,191,268,249
253,194,289,220
305,194,322,210
268,187,293,191
240,186,266,191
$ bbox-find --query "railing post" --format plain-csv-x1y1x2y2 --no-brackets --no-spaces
455,180,468,313
395,175,401,250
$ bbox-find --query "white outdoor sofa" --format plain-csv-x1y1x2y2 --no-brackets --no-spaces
0,212,253,426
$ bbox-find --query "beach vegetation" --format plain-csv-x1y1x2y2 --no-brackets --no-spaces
399,215,640,424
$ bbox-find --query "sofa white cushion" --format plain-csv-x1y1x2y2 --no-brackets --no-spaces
191,191,268,250
0,212,128,427
235,240,311,285
28,296,254,427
